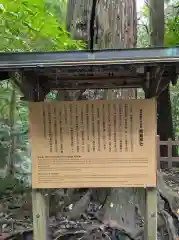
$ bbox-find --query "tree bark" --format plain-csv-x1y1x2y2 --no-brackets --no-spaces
66,0,92,43
95,0,137,49
56,0,92,101
95,0,137,99
91,0,146,228
149,0,164,47
65,0,144,229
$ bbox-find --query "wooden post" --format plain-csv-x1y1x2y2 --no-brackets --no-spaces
157,135,160,169
144,187,157,240
168,138,172,168
32,189,49,240
29,79,50,240
144,136,158,239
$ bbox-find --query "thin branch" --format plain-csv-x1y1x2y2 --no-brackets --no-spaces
144,0,149,9
138,23,149,35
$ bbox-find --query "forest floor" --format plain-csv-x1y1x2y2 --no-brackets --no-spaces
163,168,179,193
0,169,179,240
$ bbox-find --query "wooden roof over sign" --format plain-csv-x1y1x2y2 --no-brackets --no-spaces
0,46,178,99
0,47,178,68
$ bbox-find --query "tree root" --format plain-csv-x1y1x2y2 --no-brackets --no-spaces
157,170,179,239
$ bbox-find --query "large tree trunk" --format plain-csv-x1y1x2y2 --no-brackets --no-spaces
94,0,137,49
56,0,92,101
65,0,143,229
66,0,92,44
92,0,145,228
61,1,179,237
149,0,174,159
95,0,137,100
149,0,164,47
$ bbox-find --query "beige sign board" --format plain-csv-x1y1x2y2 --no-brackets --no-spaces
29,99,156,189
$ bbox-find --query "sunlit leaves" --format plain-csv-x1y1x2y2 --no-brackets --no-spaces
140,4,149,18
0,0,85,183
0,0,84,52
164,15,179,46
45,0,67,24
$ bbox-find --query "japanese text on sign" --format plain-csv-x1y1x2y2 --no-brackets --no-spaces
29,99,156,189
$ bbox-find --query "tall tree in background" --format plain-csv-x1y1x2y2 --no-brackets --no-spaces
149,0,174,156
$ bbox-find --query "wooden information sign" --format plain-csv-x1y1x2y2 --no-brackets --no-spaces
29,99,156,189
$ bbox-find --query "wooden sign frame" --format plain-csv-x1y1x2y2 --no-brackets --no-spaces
29,99,157,189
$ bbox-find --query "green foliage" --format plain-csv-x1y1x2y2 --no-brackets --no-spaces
0,0,84,51
137,3,149,47
137,24,149,47
0,0,85,188
45,0,67,24
140,4,149,18
137,1,179,47
0,175,26,195
165,16,179,46
0,80,30,183
137,1,179,141
164,2,179,139
170,83,179,139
